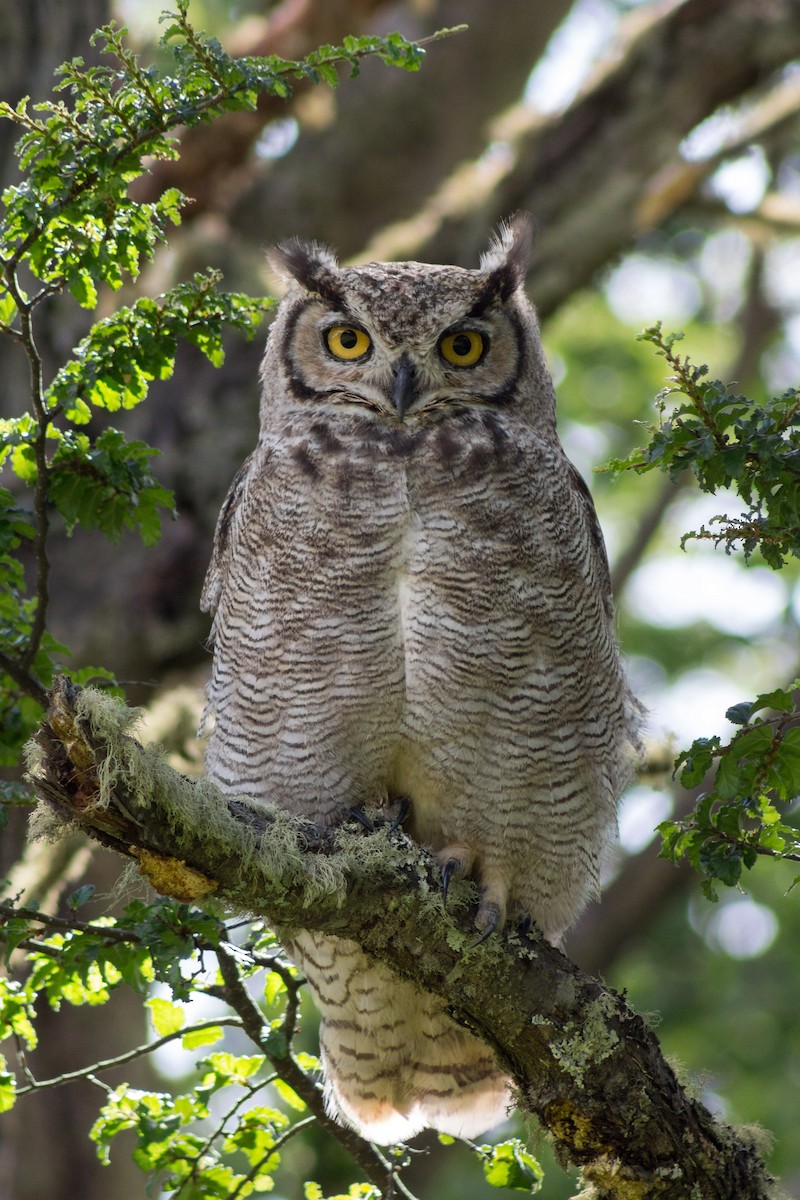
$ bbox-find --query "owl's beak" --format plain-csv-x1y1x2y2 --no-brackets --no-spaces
391,354,418,420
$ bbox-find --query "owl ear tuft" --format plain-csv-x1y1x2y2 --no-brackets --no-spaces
478,212,535,301
267,238,343,305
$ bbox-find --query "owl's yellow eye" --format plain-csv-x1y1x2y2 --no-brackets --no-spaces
325,326,372,361
439,330,486,367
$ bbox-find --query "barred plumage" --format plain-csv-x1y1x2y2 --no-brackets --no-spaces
201,214,643,1143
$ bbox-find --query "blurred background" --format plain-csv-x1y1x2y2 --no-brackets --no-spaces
2,0,800,1196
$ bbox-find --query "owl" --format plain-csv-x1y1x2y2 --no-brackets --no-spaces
201,214,643,1145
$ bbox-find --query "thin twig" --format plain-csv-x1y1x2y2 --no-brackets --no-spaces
172,1070,279,1200
4,267,50,677
0,650,49,707
0,900,140,942
16,1018,244,1095
215,943,418,1200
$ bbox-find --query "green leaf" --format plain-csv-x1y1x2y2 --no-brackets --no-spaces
752,686,796,715
147,996,185,1037
0,1057,16,1113
202,1051,264,1084
67,884,96,910
477,1139,544,1191
0,289,17,326
264,971,286,1007
181,1024,224,1050
68,268,98,309
273,1078,306,1112
725,702,753,726
700,841,744,889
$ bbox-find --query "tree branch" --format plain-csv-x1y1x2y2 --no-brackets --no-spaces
15,1018,245,1095
215,942,417,1200
25,677,776,1200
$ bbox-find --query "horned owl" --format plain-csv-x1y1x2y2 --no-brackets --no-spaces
201,214,643,1144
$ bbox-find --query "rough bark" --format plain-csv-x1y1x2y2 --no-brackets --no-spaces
24,677,778,1200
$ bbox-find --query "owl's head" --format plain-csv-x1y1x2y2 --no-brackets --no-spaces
263,213,551,426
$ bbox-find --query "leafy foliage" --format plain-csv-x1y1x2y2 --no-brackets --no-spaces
0,899,316,1197
659,683,800,900
604,323,800,568
606,329,800,898
475,1140,544,1192
1,892,541,1198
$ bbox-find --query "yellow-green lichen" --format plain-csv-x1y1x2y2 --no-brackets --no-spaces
549,992,620,1088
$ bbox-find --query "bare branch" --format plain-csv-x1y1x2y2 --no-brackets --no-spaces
0,900,139,941
0,651,48,707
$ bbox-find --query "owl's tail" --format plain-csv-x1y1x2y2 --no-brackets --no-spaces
287,930,511,1145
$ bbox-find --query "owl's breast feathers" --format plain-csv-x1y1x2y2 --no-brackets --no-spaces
202,409,638,844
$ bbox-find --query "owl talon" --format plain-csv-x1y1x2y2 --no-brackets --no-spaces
469,901,502,950
468,924,496,951
348,807,375,833
440,857,461,906
387,796,411,833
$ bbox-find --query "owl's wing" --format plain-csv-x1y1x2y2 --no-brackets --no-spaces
200,452,255,618
565,458,614,620
563,456,647,763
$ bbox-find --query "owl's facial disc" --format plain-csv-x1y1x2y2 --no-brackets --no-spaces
282,287,525,422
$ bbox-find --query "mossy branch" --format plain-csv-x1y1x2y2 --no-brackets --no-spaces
26,677,777,1200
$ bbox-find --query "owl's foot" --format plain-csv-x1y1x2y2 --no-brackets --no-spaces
437,847,510,947
473,883,507,946
471,868,509,947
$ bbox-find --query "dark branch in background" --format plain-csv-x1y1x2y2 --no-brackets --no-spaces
131,0,397,214
608,226,778,601
609,473,690,598
136,0,573,245
567,781,702,977
359,0,800,317
24,677,775,1200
